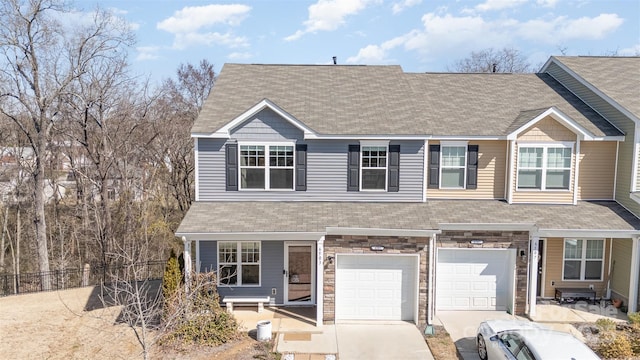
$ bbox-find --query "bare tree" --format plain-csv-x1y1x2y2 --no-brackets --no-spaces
449,47,533,73
0,0,134,287
153,60,215,213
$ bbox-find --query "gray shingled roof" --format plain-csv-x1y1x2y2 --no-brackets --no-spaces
176,200,640,234
192,63,622,137
554,56,640,119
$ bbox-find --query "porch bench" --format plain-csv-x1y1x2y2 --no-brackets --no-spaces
222,296,271,313
555,287,596,304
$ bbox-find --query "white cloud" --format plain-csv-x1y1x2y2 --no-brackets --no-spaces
135,46,161,61
619,43,640,56
157,4,251,34
517,13,624,42
392,0,423,14
347,11,625,65
285,0,380,41
157,4,251,50
228,52,253,60
463,0,528,13
536,0,558,8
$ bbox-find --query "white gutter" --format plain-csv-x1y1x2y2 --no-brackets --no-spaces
536,229,640,238
439,223,536,231
175,232,326,241
325,227,440,237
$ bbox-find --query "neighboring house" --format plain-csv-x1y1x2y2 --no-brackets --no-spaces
176,57,640,327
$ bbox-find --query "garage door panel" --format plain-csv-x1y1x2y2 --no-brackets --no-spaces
437,249,514,311
336,255,417,321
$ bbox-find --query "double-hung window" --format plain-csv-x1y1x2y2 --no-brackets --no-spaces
361,145,387,190
517,144,572,190
440,144,467,188
218,241,261,286
563,239,604,281
240,144,294,190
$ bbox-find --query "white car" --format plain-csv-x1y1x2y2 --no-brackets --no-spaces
476,319,600,360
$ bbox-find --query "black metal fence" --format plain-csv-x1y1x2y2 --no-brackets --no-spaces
0,261,165,297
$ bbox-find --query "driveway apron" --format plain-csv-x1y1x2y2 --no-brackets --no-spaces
435,311,520,360
335,322,434,360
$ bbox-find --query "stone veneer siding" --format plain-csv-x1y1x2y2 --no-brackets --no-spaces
437,230,530,315
323,235,430,325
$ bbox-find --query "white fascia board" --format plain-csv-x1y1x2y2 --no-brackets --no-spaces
303,134,430,140
431,135,506,141
438,223,536,231
506,107,593,141
175,232,326,241
535,229,640,238
194,99,317,139
325,227,440,237
545,58,640,125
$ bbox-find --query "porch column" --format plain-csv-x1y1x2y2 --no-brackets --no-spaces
528,236,539,318
182,236,192,295
629,236,639,313
316,236,325,327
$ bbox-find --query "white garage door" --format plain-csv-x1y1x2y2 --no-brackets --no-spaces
436,249,514,311
335,255,418,321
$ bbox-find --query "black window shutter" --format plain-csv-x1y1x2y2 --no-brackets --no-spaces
225,142,238,191
467,144,478,189
428,144,440,189
388,144,400,192
347,144,360,191
295,144,307,191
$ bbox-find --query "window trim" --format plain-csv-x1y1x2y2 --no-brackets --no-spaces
516,142,573,191
359,141,389,192
561,238,605,281
217,241,261,287
439,141,468,189
238,141,296,191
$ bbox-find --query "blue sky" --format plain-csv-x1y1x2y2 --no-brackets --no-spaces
85,0,639,83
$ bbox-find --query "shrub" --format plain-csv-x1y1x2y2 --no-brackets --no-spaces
598,331,633,359
160,272,239,349
628,312,640,327
595,318,617,332
162,250,182,319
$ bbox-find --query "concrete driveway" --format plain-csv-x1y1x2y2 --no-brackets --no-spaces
275,320,434,359
336,322,434,360
435,311,521,360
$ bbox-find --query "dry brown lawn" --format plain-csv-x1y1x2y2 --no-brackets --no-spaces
0,286,270,360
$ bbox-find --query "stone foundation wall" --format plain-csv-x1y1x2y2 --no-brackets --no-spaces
437,230,530,315
323,235,431,325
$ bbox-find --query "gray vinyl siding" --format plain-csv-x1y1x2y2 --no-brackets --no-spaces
197,139,425,202
230,108,304,141
198,240,285,304
546,62,640,216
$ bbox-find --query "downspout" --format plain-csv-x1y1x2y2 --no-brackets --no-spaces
573,140,580,205
427,233,435,324
316,236,325,327
629,236,639,313
528,235,540,318
182,236,192,295
507,140,515,203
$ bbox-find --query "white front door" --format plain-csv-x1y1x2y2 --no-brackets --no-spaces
284,242,315,304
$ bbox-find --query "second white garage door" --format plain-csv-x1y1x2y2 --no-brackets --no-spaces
335,254,418,321
436,248,515,311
